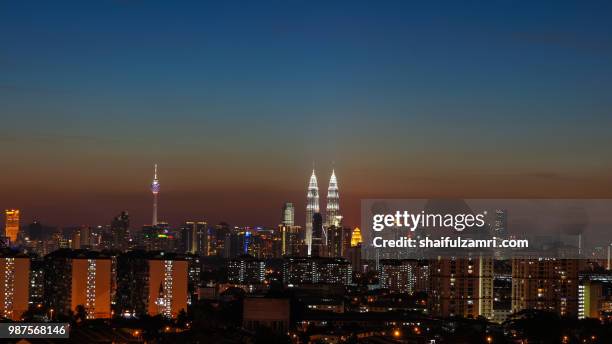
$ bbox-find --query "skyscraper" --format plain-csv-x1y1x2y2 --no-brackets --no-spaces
305,170,319,256
151,164,160,226
111,211,130,252
311,213,323,257
4,209,20,244
325,170,340,229
181,221,208,255
282,202,295,227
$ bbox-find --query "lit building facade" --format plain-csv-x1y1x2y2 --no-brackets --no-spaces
44,250,112,319
379,259,428,295
305,170,319,256
181,221,208,255
149,258,188,318
512,258,579,317
116,251,188,319
429,256,494,319
4,209,20,244
282,203,295,227
325,170,340,229
0,253,30,321
578,276,612,319
279,224,301,256
227,255,266,285
283,257,352,286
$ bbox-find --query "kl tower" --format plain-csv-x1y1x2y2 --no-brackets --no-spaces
151,164,160,226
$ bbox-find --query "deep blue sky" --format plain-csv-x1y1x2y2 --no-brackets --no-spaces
2,1,612,227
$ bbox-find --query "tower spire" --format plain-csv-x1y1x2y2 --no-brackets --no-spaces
151,164,160,226
326,168,340,228
306,169,319,256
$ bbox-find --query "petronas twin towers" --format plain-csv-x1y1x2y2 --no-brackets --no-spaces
305,169,340,256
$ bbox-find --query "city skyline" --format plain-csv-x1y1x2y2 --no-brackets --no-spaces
2,1,612,227
2,2,612,342
2,164,350,229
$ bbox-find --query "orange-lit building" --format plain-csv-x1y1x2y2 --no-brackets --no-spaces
116,251,188,319
44,250,112,319
4,210,20,244
148,258,188,318
0,253,30,321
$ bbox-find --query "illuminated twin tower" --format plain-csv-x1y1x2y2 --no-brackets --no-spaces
305,169,341,256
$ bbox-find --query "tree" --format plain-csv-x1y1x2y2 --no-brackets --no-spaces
75,305,87,324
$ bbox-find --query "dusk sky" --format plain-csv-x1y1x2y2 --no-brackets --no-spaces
2,1,612,228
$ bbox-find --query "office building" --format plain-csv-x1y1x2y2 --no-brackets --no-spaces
305,170,319,256
181,221,208,255
4,210,20,244
282,203,295,227
325,170,340,228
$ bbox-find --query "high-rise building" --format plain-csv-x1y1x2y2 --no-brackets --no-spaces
512,257,579,317
494,209,508,238
149,258,188,318
429,256,494,319
325,170,340,229
350,227,363,247
579,278,612,319
326,225,344,258
209,223,230,257
116,251,188,319
227,255,266,285
305,170,319,256
181,221,208,255
347,227,363,273
44,250,112,319
282,203,295,227
4,209,20,244
279,224,301,256
151,164,160,226
111,211,130,252
311,213,323,257
0,252,30,321
283,257,352,286
184,254,201,305
29,257,45,306
379,259,428,295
